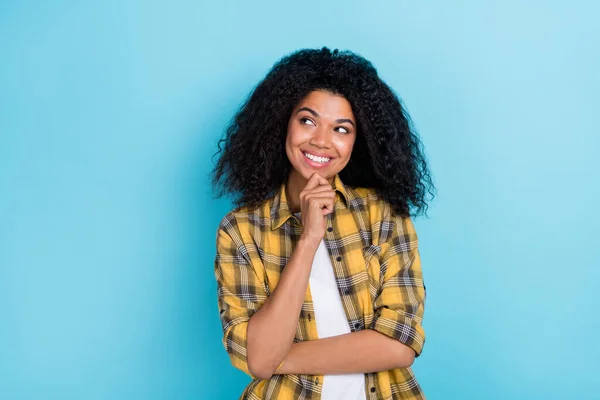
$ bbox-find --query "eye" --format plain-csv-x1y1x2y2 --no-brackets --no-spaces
300,117,316,126
335,126,351,134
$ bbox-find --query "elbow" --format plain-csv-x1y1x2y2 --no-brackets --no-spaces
392,342,416,369
399,352,415,368
397,347,416,369
247,340,277,380
246,319,281,380
247,355,275,380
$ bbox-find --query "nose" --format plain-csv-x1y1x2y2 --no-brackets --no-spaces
309,125,332,148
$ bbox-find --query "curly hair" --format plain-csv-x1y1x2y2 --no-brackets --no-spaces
211,47,435,217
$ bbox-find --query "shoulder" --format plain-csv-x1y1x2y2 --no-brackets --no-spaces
216,201,268,241
215,203,270,270
346,186,392,220
348,186,418,242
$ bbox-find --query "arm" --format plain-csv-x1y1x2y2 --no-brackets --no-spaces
277,329,415,375
215,217,319,380
370,214,426,358
277,214,426,375
245,236,319,379
216,174,335,380
214,221,267,379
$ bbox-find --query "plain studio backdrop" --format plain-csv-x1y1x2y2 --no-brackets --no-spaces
1,1,598,399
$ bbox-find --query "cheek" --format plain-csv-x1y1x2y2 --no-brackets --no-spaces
286,123,309,146
285,126,301,160
285,129,296,145
336,136,356,158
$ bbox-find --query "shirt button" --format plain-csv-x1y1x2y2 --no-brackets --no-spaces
308,313,312,321
327,227,333,232
336,256,342,262
344,289,351,295
315,378,320,385
370,387,376,393
354,323,360,329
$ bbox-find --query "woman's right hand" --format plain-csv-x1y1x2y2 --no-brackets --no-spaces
299,172,335,243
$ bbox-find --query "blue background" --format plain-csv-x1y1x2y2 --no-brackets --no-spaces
1,1,599,399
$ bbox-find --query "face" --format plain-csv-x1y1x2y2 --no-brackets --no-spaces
285,90,357,182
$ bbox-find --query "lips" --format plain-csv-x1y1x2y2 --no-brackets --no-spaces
302,151,333,167
302,149,334,159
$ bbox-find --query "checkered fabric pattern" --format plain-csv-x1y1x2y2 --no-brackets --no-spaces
214,173,426,400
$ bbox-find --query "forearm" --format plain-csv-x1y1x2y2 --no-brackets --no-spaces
246,236,319,378
278,329,416,375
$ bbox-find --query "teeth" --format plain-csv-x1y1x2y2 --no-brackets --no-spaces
304,152,331,163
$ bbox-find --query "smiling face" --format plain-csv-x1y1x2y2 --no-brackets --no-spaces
285,90,357,183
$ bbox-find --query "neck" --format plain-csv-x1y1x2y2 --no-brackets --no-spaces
285,170,334,213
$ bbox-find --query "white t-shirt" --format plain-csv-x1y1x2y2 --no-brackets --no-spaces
296,212,366,400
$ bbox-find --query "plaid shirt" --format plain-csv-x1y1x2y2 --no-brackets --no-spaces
214,173,427,400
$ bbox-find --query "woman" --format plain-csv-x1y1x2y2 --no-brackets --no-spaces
211,47,434,400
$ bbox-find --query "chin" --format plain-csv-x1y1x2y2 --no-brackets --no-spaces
299,167,336,181
308,171,333,180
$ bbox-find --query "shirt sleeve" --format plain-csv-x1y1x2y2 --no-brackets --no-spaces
214,217,268,378
370,214,426,358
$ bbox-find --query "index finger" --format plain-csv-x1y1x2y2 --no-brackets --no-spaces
315,173,329,187
304,172,326,191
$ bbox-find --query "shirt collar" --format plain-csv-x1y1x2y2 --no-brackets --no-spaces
270,173,351,231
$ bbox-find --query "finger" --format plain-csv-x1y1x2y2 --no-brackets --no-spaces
314,173,329,186
310,196,334,211
320,199,335,215
304,192,335,206
322,207,334,216
306,185,334,195
303,172,323,191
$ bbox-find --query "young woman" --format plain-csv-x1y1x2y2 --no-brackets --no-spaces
211,47,435,400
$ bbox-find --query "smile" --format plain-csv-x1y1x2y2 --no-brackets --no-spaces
303,151,333,165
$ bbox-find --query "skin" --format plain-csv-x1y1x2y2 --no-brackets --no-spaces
246,90,415,380
285,89,357,214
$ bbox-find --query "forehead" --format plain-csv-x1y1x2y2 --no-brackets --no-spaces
295,90,355,119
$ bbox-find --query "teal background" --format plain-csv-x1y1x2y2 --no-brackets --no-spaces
1,1,598,399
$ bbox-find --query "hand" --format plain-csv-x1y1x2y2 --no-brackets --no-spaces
299,172,335,243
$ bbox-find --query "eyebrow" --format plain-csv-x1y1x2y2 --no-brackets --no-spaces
296,107,356,128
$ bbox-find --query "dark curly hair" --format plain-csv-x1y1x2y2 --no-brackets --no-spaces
211,47,435,217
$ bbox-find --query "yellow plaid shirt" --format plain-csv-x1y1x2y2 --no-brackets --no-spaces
214,173,427,400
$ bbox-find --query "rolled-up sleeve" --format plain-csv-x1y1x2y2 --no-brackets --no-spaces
370,214,426,357
214,217,268,377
